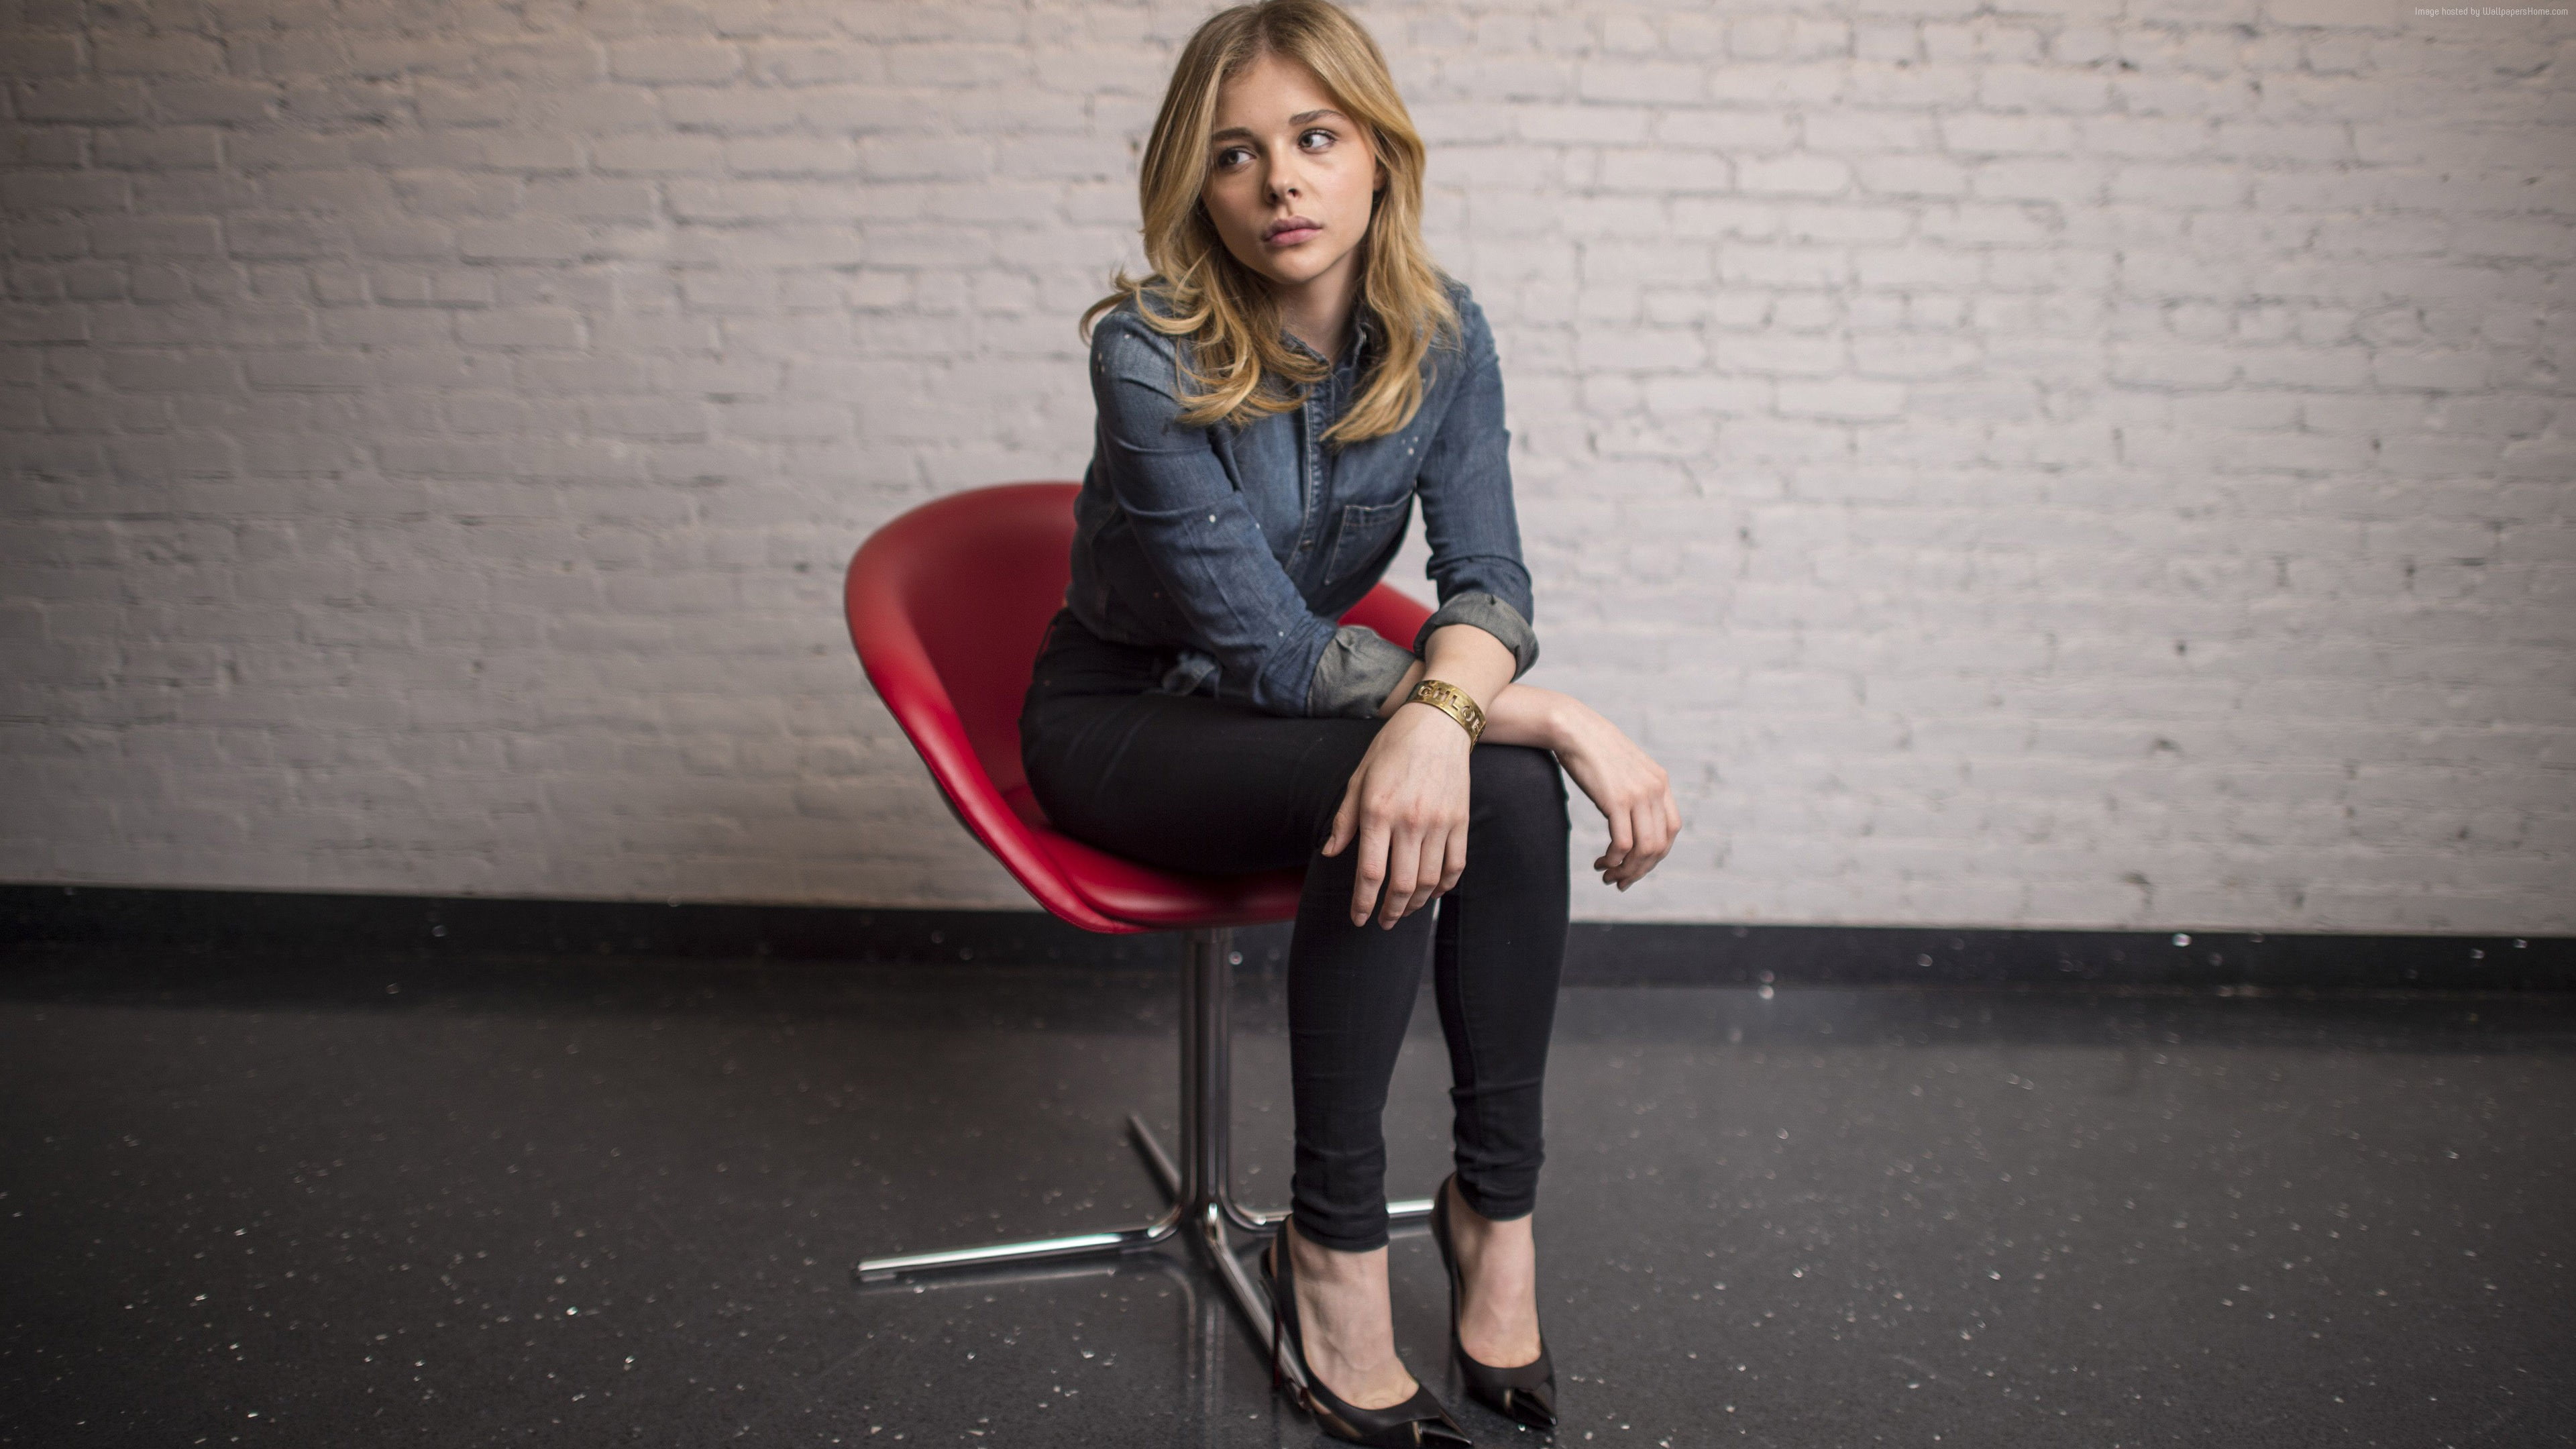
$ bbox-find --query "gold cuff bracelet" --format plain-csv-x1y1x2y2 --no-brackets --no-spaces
1407,678,1485,742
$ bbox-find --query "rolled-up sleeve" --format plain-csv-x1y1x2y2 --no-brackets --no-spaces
1409,295,1539,678
1091,315,1364,717
1307,623,1417,716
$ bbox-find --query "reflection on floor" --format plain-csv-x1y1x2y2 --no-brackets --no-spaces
1,948,2569,1446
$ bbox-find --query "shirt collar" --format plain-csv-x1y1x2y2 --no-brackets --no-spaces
1283,308,1374,370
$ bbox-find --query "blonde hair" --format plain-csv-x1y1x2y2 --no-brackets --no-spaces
1082,0,1458,444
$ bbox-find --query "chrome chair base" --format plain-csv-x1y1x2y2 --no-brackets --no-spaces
853,926,1432,1391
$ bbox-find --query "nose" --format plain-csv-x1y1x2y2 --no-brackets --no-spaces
1264,155,1303,204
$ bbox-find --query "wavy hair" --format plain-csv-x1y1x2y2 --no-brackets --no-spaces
1081,0,1458,444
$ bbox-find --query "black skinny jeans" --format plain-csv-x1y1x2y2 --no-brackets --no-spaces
1019,610,1571,1252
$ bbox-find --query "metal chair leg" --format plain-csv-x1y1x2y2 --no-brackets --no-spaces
1128,1112,1183,1200
854,928,1283,1383
853,1208,1183,1277
855,926,1438,1390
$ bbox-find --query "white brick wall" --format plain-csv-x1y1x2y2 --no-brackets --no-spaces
3,1,2570,933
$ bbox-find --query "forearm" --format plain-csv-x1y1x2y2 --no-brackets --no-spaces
1474,680,1574,750
1374,623,1515,724
1375,663,1576,756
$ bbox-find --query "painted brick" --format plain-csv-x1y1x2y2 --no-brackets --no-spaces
0,0,2563,935
1737,154,1853,197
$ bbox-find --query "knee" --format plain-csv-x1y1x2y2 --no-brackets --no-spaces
1470,744,1568,836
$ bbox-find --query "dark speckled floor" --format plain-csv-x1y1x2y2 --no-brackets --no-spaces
1,948,2569,1448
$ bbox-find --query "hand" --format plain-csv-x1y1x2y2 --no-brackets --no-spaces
1550,702,1680,891
1321,702,1474,928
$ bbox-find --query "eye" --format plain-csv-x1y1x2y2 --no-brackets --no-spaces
1300,127,1334,150
1214,145,1250,169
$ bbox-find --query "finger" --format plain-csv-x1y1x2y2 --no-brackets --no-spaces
1642,796,1682,876
1631,803,1674,871
1631,812,1679,883
1405,826,1447,920
1438,822,1467,897
1397,820,1440,922
1597,799,1638,881
1322,771,1365,857
1605,805,1637,869
1633,802,1673,870
1599,805,1635,874
1349,822,1389,925
1620,841,1664,887
1378,822,1421,927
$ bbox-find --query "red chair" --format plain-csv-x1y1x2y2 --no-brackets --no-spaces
843,482,1436,1372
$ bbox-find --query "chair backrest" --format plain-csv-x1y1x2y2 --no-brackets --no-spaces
851,480,1433,802
846,481,1432,930
852,483,1085,802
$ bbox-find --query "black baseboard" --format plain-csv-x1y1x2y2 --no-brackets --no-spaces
1,884,2566,991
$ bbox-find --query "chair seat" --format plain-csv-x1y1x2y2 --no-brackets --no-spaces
996,784,1307,927
846,482,1430,936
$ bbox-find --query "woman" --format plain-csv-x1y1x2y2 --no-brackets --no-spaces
1018,3,1680,1442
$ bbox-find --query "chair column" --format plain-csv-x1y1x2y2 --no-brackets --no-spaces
1176,926,1233,1210
1175,925,1305,1393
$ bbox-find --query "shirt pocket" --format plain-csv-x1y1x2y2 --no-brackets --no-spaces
1323,496,1413,586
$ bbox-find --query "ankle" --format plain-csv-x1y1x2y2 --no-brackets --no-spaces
1446,1181,1532,1263
1280,1222,1417,1409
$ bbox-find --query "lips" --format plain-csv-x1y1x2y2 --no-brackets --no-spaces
1263,215,1322,244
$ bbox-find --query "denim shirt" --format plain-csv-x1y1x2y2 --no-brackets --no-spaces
1065,278,1538,718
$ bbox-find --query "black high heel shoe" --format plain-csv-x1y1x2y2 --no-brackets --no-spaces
1261,1219,1472,1448
1428,1175,1558,1431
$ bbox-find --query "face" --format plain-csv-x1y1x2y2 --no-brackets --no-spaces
1200,50,1382,298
